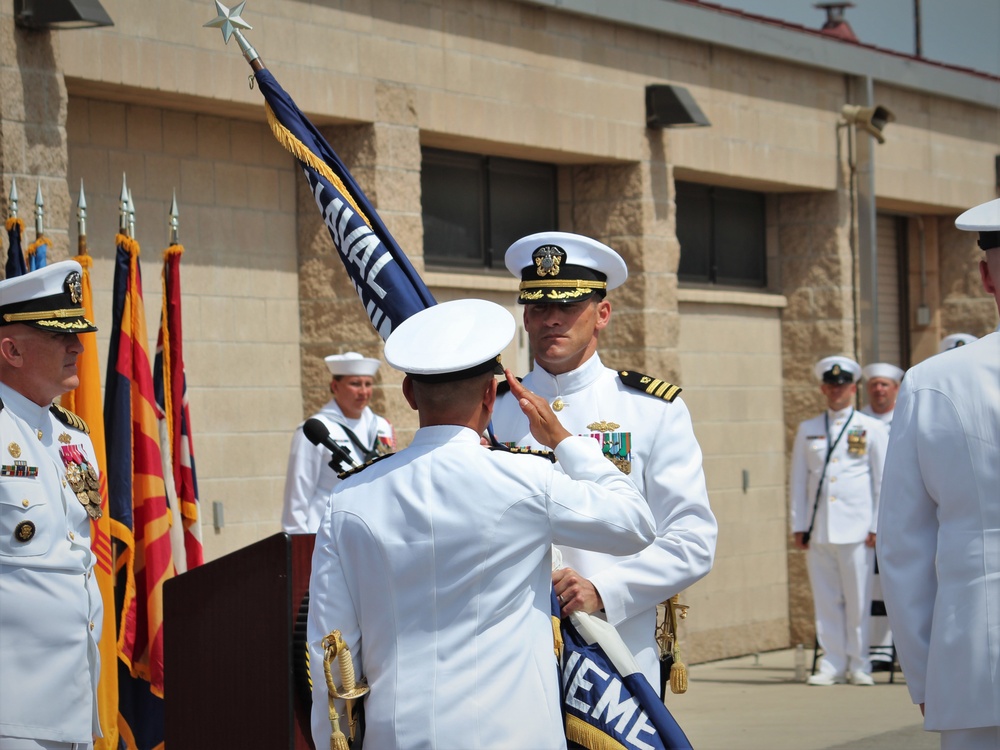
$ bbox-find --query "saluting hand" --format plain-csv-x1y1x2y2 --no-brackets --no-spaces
504,368,572,449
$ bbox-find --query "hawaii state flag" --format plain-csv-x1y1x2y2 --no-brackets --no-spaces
153,243,204,574
61,238,124,750
4,216,26,278
253,68,436,340
104,233,175,750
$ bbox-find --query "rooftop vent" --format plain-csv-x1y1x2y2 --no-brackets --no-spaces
815,2,858,43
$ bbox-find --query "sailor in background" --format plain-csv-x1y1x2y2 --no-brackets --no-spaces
937,332,977,353
307,299,655,749
790,356,888,687
491,231,717,692
0,261,103,748
878,197,1000,749
281,352,395,534
859,361,903,671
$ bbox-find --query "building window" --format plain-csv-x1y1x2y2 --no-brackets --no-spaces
676,181,766,287
421,148,557,269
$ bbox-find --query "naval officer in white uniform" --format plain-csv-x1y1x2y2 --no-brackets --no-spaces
491,231,717,693
281,352,395,533
790,356,888,687
878,197,1000,749
307,299,656,750
0,261,103,748
859,361,903,670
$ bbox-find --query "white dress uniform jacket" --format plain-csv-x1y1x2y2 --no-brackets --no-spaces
877,333,1000,732
308,425,656,750
492,354,717,689
0,383,103,743
789,407,888,545
281,400,394,534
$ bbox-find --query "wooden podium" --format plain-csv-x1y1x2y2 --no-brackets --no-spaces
164,533,316,749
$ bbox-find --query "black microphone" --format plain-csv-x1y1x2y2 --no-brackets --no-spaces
303,418,360,472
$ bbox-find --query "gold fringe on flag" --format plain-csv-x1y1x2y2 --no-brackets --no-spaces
25,233,47,261
5,216,24,233
263,102,372,231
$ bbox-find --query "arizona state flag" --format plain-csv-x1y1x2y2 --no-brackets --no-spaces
4,217,26,277
153,243,204,573
253,68,436,339
104,233,175,750
61,240,123,750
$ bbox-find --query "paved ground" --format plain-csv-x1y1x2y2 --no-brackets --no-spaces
665,648,938,750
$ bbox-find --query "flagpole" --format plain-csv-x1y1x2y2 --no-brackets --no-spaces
204,1,265,72
77,180,87,254
8,177,18,220
33,183,43,239
169,190,179,246
119,174,130,237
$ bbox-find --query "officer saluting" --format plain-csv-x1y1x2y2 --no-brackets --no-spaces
491,231,717,692
307,299,655,750
0,261,104,747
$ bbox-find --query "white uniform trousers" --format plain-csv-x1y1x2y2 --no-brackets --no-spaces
941,727,1000,749
807,541,873,676
0,740,91,750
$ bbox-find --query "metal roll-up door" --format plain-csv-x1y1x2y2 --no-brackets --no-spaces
876,215,904,366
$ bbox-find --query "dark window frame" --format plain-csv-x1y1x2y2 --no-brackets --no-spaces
421,147,557,271
675,180,767,288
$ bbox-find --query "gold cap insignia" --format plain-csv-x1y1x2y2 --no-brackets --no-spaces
65,271,83,304
532,245,565,278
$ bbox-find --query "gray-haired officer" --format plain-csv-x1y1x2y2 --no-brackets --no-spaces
307,298,655,749
491,231,717,692
790,355,888,686
0,261,103,748
879,197,1000,748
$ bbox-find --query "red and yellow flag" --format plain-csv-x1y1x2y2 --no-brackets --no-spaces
61,239,124,750
103,233,175,750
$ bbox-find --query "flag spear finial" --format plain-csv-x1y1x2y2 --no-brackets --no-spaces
119,173,130,235
204,1,263,71
77,180,88,239
34,183,44,237
127,189,136,238
169,190,180,245
8,178,17,220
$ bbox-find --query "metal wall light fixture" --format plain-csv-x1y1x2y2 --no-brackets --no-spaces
646,84,711,129
840,104,895,144
14,0,114,30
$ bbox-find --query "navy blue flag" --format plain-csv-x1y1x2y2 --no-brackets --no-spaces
253,68,436,339
4,218,26,278
558,591,692,750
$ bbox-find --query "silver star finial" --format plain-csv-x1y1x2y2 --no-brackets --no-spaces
204,1,252,45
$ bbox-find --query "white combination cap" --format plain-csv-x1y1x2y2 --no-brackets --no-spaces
955,197,1000,251
325,352,381,377
505,231,628,304
0,260,97,333
813,355,861,384
861,363,904,383
384,299,514,383
938,333,977,354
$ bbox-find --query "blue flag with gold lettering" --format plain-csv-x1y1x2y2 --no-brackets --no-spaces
253,69,436,339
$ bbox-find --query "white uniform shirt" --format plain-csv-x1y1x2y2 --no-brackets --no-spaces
0,383,103,743
878,333,1000,731
861,404,894,433
307,425,656,750
281,400,394,534
492,354,717,688
789,406,888,544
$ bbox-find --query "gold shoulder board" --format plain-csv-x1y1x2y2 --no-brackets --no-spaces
491,445,557,463
50,404,90,434
617,370,682,403
337,452,394,480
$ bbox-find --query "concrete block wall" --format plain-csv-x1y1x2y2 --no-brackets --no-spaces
65,97,301,562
